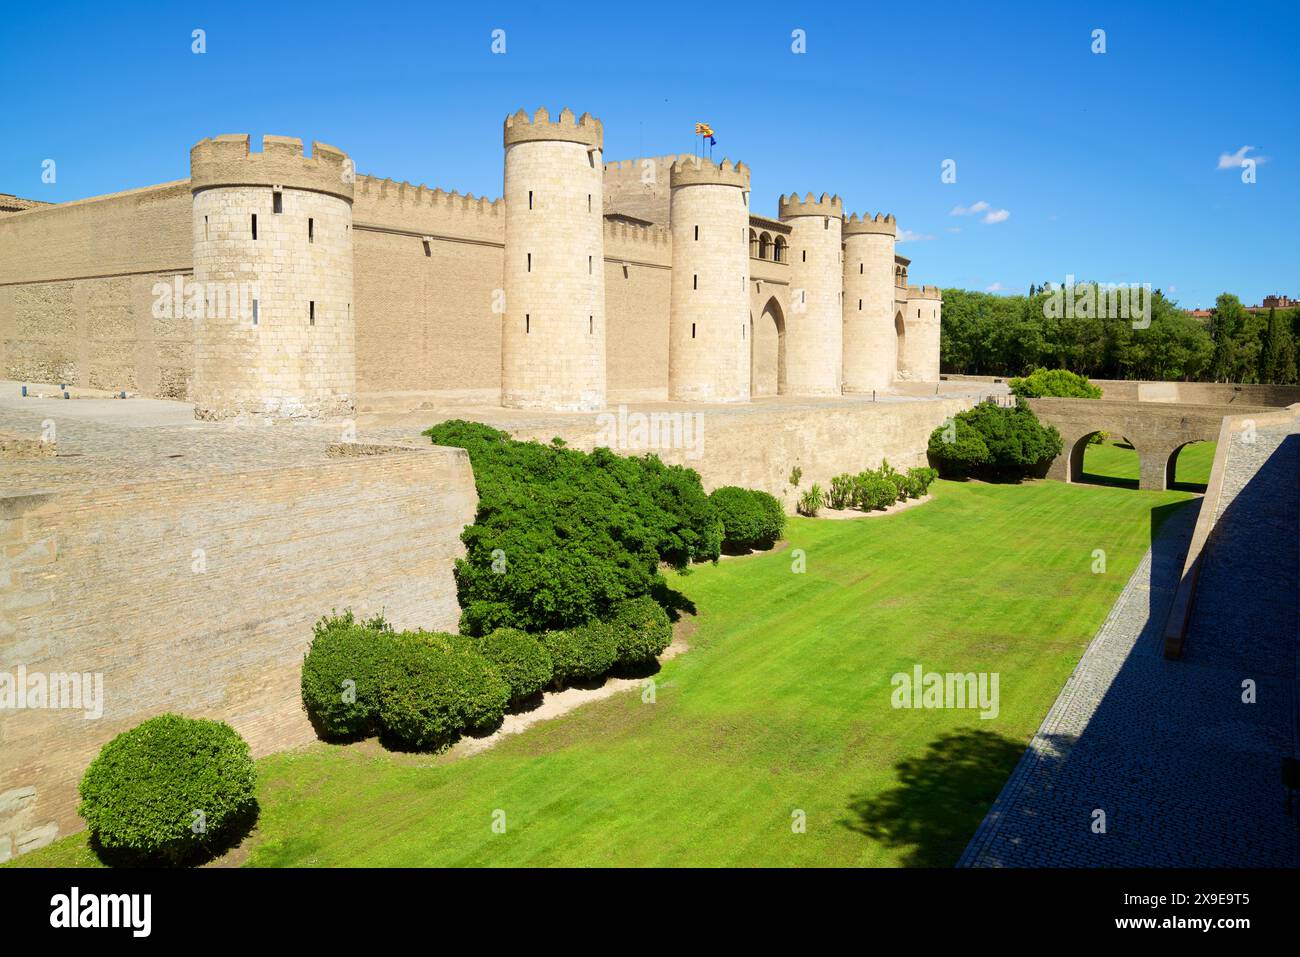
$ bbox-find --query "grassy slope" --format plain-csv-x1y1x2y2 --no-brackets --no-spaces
13,479,1195,869
1083,439,1215,488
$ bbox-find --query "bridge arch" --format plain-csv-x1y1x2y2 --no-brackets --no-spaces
1028,397,1231,491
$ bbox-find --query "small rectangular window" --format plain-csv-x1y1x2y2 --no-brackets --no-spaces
588,194,592,212
525,314,530,334
801,250,806,262
527,252,532,272
252,299,259,325
742,324,745,340
694,225,699,240
589,315,593,335
309,301,315,325
691,323,696,339
693,274,698,290
251,214,257,240
308,218,314,243
528,190,533,210
273,191,283,213
859,263,863,274
203,215,208,241
589,255,592,274
858,299,863,310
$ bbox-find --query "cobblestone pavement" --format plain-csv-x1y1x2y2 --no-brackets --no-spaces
961,426,1299,866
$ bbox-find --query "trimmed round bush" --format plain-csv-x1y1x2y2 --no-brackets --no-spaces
751,490,786,544
477,628,553,705
301,611,393,738
709,486,765,548
78,714,257,865
378,631,510,749
541,623,619,687
608,596,673,668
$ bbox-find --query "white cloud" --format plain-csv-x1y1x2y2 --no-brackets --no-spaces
896,229,935,243
1168,284,1178,293
1217,145,1268,169
952,200,1009,224
947,227,962,233
986,282,1007,292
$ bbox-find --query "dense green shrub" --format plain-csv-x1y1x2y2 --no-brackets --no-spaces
608,596,674,668
540,622,619,687
709,486,785,548
1008,367,1103,399
927,401,1062,479
709,486,765,546
854,472,898,511
828,474,855,510
752,490,786,544
78,714,257,865
878,460,910,501
907,466,939,496
378,631,510,749
425,420,722,634
301,610,393,738
797,483,824,517
477,628,553,706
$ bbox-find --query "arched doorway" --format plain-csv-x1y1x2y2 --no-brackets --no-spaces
751,296,786,397
1071,431,1140,489
1166,440,1216,492
894,312,906,376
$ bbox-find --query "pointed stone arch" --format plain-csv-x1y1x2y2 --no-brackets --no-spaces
751,295,786,397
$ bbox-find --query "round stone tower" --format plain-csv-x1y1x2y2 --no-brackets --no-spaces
501,108,606,411
189,134,355,420
899,286,943,381
780,192,844,395
842,212,897,393
668,157,751,402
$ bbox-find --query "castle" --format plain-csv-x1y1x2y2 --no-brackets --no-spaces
0,108,941,415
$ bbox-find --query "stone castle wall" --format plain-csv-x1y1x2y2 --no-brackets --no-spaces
0,443,476,860
0,182,194,397
0,118,943,411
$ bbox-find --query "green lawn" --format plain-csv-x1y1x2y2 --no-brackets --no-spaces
12,479,1196,868
1082,438,1215,490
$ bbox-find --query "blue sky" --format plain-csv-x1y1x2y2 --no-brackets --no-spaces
2,0,1295,309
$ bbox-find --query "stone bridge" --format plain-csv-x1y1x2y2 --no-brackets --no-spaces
1026,397,1276,490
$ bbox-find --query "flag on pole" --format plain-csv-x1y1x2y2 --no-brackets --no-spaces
694,122,714,137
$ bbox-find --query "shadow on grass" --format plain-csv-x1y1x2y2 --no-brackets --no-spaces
839,728,1029,867
652,580,697,623
1076,470,1139,490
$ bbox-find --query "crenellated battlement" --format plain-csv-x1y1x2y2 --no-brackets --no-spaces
843,212,896,237
604,218,670,246
907,285,943,301
669,156,750,190
603,153,695,177
354,174,503,215
503,107,603,150
778,192,843,220
190,134,354,201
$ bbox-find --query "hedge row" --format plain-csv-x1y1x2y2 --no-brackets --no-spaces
302,600,674,750
826,462,938,511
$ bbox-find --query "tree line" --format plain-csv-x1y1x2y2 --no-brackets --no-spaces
940,286,1299,384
